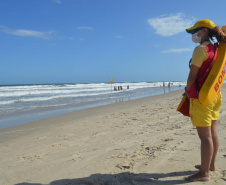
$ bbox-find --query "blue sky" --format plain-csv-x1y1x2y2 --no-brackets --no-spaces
0,0,225,84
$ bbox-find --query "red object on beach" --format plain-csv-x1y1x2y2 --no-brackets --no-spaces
177,96,190,117
110,78,113,83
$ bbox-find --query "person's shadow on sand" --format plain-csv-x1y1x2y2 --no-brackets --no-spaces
15,170,197,185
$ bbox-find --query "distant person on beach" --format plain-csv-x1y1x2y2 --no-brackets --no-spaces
184,19,226,182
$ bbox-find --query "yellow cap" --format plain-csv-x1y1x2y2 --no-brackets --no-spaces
186,19,216,34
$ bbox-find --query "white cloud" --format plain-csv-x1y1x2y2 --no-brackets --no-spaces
161,48,192,53
148,13,195,36
115,35,123,39
0,26,54,39
76,26,95,31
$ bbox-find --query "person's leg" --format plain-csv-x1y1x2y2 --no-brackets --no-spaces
194,120,218,171
210,120,219,171
185,126,213,182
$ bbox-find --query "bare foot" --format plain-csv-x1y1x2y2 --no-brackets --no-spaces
184,172,210,182
195,164,216,171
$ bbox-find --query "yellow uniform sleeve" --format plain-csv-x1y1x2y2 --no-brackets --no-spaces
191,45,208,68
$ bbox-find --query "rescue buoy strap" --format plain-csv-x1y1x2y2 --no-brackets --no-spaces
196,43,218,93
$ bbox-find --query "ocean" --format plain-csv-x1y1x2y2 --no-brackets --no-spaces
0,82,186,129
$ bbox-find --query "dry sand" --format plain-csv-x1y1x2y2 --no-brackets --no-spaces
1,87,226,185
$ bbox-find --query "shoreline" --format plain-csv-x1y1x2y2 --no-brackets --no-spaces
1,87,226,184
0,89,184,140
0,86,184,130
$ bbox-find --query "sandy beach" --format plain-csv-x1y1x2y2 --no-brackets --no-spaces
1,87,226,185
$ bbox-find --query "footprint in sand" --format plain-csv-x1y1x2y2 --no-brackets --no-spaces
70,153,84,161
17,153,47,162
162,138,174,142
116,159,134,170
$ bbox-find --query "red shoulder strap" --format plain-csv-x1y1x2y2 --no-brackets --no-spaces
197,43,218,82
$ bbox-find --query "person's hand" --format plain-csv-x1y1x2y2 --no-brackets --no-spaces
185,87,190,99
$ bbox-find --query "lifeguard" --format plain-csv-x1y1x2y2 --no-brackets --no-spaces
182,19,226,182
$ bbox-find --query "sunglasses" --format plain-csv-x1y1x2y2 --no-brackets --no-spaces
191,27,206,34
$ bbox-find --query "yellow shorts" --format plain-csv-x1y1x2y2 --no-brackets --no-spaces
189,92,222,127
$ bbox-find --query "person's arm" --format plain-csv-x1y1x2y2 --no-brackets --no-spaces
185,64,200,97
185,45,208,96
